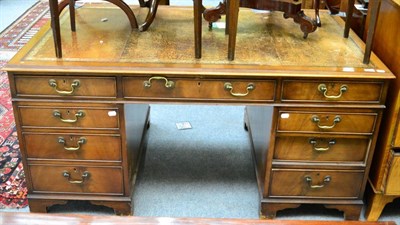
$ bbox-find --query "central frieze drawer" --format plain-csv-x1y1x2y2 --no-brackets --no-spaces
23,133,122,161
277,111,377,134
123,77,276,101
281,80,383,103
269,169,364,198
18,106,119,129
13,76,117,98
29,165,124,195
274,136,370,163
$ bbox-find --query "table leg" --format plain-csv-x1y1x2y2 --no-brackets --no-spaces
49,0,62,58
365,192,398,221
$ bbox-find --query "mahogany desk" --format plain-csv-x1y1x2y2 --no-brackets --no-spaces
3,5,395,220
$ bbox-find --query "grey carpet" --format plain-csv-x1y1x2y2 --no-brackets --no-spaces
133,105,259,219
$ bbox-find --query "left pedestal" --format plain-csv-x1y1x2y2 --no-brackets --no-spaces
8,73,150,215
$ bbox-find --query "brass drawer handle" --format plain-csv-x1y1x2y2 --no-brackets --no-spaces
143,76,175,89
62,171,89,184
48,79,80,95
304,175,331,189
311,115,341,129
309,138,336,151
53,110,85,123
224,82,255,97
318,84,348,99
58,137,87,151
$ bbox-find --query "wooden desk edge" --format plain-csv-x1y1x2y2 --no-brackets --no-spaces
0,212,396,225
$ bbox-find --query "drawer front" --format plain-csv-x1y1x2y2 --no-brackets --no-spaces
123,77,276,101
269,169,364,198
393,129,400,147
29,165,124,194
281,80,383,103
277,111,377,134
14,76,117,98
274,136,370,163
392,118,400,147
384,150,400,194
18,106,119,129
23,133,122,161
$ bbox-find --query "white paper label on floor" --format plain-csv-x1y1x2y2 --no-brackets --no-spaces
176,121,192,130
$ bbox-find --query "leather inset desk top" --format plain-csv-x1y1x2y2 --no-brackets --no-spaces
25,5,365,66
6,4,393,80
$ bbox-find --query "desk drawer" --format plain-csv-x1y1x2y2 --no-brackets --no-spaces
281,80,383,103
274,136,369,163
29,165,123,195
269,169,364,198
277,110,377,134
18,105,119,129
23,133,121,161
123,77,276,102
13,76,117,98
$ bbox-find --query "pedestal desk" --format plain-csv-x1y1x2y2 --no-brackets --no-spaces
3,5,395,220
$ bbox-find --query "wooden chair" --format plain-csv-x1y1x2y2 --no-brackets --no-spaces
225,0,319,61
193,0,239,60
49,0,138,58
344,0,382,64
204,0,382,63
49,0,202,59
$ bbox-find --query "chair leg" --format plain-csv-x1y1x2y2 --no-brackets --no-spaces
69,0,76,31
225,0,229,35
363,0,381,64
138,0,160,31
344,0,355,38
138,0,147,7
49,0,62,58
194,0,202,59
227,0,239,61
314,0,321,27
106,0,138,29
